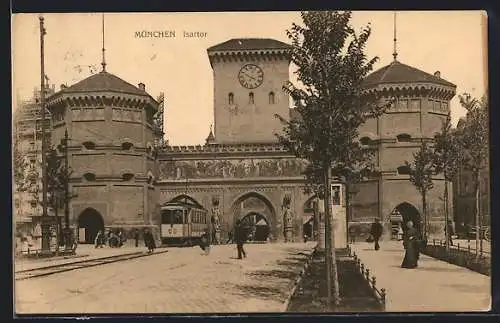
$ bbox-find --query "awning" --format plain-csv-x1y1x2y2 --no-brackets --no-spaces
302,215,313,224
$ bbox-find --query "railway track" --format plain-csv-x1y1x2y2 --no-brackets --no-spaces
15,250,168,281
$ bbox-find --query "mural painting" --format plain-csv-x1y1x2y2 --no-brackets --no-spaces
158,158,309,180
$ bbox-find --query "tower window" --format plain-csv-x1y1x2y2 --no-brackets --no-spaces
249,92,254,104
82,141,96,150
228,93,234,105
121,142,133,150
397,166,411,175
396,134,412,142
269,92,275,104
360,137,372,146
83,173,96,181
122,173,134,181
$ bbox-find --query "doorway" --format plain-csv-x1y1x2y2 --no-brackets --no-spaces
78,208,104,244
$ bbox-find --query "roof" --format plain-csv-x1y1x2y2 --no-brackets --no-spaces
56,71,150,97
207,38,291,52
363,60,456,88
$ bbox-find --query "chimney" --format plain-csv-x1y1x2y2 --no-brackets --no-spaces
138,83,145,91
434,71,441,78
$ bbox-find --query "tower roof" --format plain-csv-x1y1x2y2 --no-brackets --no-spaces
363,60,456,88
207,38,291,52
54,71,151,97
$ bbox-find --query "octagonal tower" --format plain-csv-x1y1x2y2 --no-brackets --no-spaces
46,71,160,243
352,59,456,239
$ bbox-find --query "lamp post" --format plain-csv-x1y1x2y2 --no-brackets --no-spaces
39,15,51,256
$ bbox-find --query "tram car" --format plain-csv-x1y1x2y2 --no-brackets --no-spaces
160,201,209,246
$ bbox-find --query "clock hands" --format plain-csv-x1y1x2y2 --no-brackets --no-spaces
241,72,257,81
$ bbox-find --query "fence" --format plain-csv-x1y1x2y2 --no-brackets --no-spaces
346,245,386,309
431,239,490,259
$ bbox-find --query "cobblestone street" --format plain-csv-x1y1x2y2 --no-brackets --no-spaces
15,242,315,314
350,242,491,312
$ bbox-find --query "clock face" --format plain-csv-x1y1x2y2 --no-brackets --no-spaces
238,64,264,89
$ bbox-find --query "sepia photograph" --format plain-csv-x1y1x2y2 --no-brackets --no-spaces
11,11,490,314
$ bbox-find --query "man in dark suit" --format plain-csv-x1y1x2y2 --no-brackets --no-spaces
370,218,383,251
234,220,247,259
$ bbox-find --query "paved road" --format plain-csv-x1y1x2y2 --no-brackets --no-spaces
350,241,491,312
15,242,315,314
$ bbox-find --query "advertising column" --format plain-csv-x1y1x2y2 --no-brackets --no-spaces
331,183,347,249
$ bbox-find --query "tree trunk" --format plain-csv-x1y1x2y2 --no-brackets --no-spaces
422,192,427,240
444,180,449,251
323,166,340,306
474,172,480,259
316,197,326,251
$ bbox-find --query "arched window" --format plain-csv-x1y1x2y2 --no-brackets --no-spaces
269,92,275,104
121,142,133,150
360,137,372,146
397,165,411,175
249,92,254,104
122,173,134,181
228,93,234,105
83,172,96,181
82,141,96,150
397,134,412,142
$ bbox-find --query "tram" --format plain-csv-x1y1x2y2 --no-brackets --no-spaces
160,201,209,246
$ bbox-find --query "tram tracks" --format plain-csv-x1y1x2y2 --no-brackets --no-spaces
15,249,169,281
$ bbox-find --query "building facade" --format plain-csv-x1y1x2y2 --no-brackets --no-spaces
13,85,55,233
40,37,456,244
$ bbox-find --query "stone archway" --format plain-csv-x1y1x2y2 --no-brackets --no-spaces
240,212,270,242
231,192,276,241
392,202,422,236
78,208,104,244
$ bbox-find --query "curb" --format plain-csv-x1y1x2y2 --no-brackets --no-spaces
281,245,317,312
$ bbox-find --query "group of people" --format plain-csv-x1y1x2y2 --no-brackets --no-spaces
94,228,157,253
366,218,422,269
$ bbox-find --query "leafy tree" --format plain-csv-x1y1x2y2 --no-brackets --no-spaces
433,113,462,250
405,141,436,240
276,11,388,306
456,93,489,257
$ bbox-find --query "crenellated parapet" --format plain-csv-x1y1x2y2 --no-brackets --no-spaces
160,142,290,156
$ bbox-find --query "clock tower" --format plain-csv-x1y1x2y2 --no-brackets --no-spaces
207,38,292,144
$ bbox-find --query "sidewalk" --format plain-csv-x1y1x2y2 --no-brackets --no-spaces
14,244,162,272
350,241,491,312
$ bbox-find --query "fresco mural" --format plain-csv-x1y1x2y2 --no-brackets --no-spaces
158,158,309,180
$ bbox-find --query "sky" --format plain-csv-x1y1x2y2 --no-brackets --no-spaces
12,11,487,145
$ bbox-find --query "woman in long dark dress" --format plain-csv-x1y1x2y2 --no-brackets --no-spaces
401,221,419,268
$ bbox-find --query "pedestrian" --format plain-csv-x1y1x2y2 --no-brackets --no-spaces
94,230,105,248
401,221,419,269
144,229,156,253
369,218,383,251
134,229,140,247
234,220,247,259
348,226,356,244
446,220,454,246
226,231,233,244
199,228,211,255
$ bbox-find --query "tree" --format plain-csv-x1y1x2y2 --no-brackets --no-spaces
276,11,388,307
433,113,462,250
456,93,488,257
405,141,436,240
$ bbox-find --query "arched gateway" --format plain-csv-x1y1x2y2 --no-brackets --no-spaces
391,202,422,236
78,208,104,244
231,192,276,242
